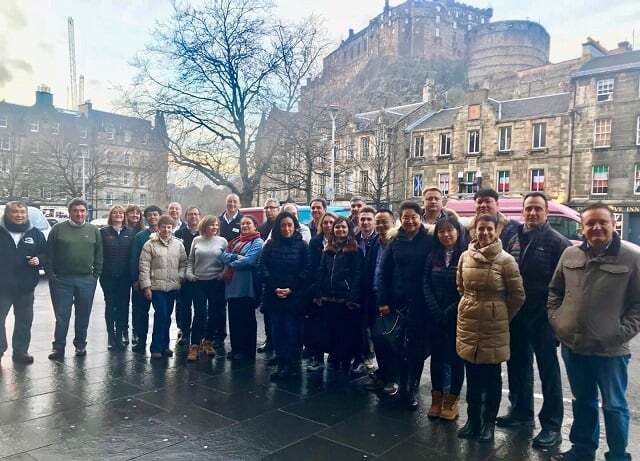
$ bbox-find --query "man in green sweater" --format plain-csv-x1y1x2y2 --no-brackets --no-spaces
47,198,102,359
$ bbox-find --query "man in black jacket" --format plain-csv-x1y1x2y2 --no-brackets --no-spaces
499,192,570,449
0,201,47,364
220,194,243,242
175,206,201,346
257,198,279,354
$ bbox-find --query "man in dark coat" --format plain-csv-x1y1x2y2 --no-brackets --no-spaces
175,206,201,346
219,194,243,242
257,198,279,353
499,192,570,449
0,201,47,364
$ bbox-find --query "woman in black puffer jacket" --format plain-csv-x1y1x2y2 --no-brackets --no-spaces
259,212,309,380
423,214,467,421
314,217,363,371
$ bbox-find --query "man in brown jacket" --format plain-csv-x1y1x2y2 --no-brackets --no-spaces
548,203,640,461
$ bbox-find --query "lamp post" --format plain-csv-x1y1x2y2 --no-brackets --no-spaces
326,105,339,203
81,152,87,199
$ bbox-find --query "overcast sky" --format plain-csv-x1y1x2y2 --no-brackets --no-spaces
0,0,638,111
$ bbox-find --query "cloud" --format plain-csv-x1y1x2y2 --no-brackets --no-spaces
8,59,33,74
0,0,27,29
0,64,12,87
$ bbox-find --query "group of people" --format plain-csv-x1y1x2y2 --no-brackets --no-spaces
0,187,638,461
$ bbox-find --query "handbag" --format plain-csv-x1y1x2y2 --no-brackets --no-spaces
372,310,405,354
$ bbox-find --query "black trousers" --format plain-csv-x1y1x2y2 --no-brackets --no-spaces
465,361,502,425
191,279,226,345
131,286,151,346
325,301,361,367
176,281,196,338
0,291,34,356
506,308,564,430
227,297,257,357
100,276,131,338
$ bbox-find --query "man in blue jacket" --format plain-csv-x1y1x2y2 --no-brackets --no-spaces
0,201,47,364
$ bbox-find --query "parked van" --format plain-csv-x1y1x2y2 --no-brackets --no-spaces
444,198,582,241
240,205,350,226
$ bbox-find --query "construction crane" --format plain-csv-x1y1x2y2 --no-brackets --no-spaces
68,17,78,109
79,74,84,105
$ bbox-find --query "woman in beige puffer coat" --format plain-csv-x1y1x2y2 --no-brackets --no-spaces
455,214,525,443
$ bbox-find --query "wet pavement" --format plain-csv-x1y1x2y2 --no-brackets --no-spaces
1,280,639,460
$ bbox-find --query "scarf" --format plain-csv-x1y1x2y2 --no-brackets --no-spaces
3,215,30,233
222,231,261,282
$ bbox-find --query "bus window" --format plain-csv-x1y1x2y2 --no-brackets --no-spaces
548,216,581,241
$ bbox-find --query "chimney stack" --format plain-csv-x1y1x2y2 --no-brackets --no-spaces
35,84,53,107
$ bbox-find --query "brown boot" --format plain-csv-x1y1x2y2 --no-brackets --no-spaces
187,344,200,362
440,394,460,420
428,391,444,418
201,340,216,357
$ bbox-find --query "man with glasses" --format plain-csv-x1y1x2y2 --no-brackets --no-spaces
259,199,279,240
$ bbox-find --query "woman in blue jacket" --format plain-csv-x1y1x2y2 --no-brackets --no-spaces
220,215,264,361
259,212,309,380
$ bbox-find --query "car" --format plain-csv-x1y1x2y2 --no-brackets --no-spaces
90,218,109,229
240,205,350,226
0,204,52,275
444,197,582,242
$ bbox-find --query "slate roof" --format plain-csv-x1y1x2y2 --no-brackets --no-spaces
355,102,425,131
491,92,570,121
573,50,640,77
405,107,459,132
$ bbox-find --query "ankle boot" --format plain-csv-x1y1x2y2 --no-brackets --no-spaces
428,391,443,418
478,422,495,443
458,403,481,439
440,394,460,420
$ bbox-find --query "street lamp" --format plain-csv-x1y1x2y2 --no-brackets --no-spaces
81,150,88,199
326,104,339,203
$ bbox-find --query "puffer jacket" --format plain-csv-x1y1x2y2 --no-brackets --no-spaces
456,239,525,364
138,233,187,292
259,233,309,311
423,246,464,332
547,233,640,357
316,238,363,305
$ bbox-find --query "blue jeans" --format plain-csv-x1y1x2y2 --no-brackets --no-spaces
49,275,98,351
271,307,304,367
562,345,631,461
150,290,177,353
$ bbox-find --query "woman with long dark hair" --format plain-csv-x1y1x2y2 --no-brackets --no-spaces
220,215,264,361
313,217,363,371
259,211,309,379
423,214,467,420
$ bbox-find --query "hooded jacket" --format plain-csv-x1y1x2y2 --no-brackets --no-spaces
0,220,46,293
456,239,525,364
547,233,640,357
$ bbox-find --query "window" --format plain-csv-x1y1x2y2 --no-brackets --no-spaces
51,123,59,135
468,129,480,154
361,137,369,159
30,120,39,132
634,164,640,195
435,15,440,23
481,17,485,24
412,174,423,197
497,170,510,193
463,171,476,194
532,122,546,149
468,13,473,20
414,135,424,157
124,152,132,166
435,27,440,38
21,185,30,198
122,170,131,185
636,116,640,146
334,173,340,194
594,119,612,148
346,143,354,160
139,193,147,206
124,131,132,143
596,78,614,102
105,192,113,206
592,164,609,195
80,127,87,139
346,172,354,194
530,169,545,191
439,132,451,156
467,24,472,31
360,170,369,193
105,126,114,140
142,133,149,144
438,173,450,195
498,126,512,152
31,141,39,154
139,173,146,187
0,117,7,128
0,155,9,174
453,21,457,29
0,137,10,151
122,192,132,204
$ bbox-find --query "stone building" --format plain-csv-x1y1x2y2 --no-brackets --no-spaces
0,86,168,218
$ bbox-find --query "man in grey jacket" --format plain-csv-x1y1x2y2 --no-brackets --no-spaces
548,203,640,461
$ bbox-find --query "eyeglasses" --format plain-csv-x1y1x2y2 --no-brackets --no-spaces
264,206,278,210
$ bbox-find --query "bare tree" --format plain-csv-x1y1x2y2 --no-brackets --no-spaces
122,0,325,205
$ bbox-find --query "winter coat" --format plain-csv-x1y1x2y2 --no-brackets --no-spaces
547,233,640,357
220,237,264,299
130,228,151,283
259,233,309,312
100,225,136,279
377,227,435,326
316,238,363,305
506,221,570,313
138,233,187,292
467,212,519,249
175,226,199,256
219,212,243,242
361,235,383,319
456,239,525,364
423,246,464,333
0,222,47,293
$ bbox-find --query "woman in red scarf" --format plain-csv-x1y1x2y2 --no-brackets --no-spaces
220,216,264,361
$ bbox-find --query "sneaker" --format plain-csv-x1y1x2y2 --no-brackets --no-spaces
48,349,65,360
75,347,87,357
383,383,400,396
121,330,130,345
187,344,200,362
306,358,325,372
201,340,216,357
12,353,34,365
